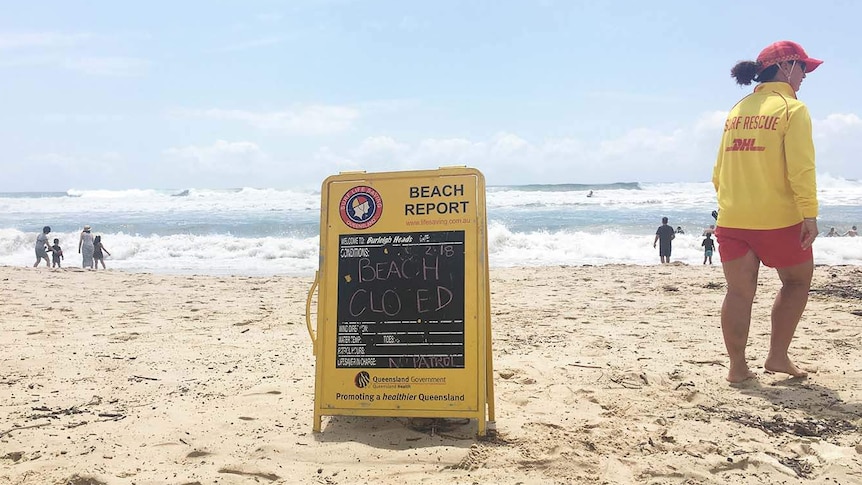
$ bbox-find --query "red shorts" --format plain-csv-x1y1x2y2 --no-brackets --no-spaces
715,223,812,268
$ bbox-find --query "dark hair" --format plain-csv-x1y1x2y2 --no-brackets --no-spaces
43,226,51,233
662,217,669,224
730,61,778,85
94,235,101,243
53,238,59,243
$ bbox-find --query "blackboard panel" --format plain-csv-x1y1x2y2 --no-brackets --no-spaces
336,231,465,369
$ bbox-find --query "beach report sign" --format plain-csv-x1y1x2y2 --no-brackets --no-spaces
306,167,496,436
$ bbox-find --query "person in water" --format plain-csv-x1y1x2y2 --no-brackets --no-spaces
79,225,95,269
92,235,112,270
34,226,51,268
50,238,64,268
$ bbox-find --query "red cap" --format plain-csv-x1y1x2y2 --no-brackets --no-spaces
756,40,823,74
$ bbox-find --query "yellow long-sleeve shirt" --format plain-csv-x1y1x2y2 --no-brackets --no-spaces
712,82,818,229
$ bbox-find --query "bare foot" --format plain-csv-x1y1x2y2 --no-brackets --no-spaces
764,357,809,378
726,366,757,383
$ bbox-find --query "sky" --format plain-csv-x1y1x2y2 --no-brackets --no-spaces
2,0,861,191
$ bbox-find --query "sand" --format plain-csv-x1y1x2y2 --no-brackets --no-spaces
1,263,861,484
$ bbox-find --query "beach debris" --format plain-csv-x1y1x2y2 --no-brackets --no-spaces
662,285,679,292
684,359,727,367
0,422,51,438
129,375,160,382
567,363,604,369
497,370,516,379
62,475,108,485
0,451,24,462
810,282,862,300
697,405,857,438
29,405,86,420
777,456,814,478
97,412,124,419
217,468,280,481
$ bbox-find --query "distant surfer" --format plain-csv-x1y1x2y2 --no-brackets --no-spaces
586,190,594,198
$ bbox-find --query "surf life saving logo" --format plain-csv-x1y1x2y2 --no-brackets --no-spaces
340,186,383,229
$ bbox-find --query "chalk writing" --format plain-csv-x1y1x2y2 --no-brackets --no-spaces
336,231,465,369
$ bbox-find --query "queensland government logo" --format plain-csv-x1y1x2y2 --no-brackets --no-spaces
354,371,370,388
340,186,383,229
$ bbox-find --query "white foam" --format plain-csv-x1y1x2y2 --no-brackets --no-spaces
2,176,860,275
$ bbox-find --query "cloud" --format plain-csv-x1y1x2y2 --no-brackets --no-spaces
694,111,729,133
0,32,151,76
216,35,289,52
27,151,122,173
351,136,409,160
599,128,684,157
312,111,796,184
0,55,152,76
173,105,360,135
815,113,862,134
411,138,487,169
0,32,96,50
62,56,151,76
813,113,862,178
34,113,125,124
163,140,270,173
255,13,284,23
585,90,679,104
314,146,358,170
398,16,422,32
489,132,531,157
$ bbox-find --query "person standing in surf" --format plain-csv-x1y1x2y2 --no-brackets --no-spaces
33,226,51,268
92,235,111,270
653,217,675,264
79,225,95,269
712,41,822,383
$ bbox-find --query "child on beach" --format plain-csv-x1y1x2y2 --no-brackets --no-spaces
701,233,715,265
93,235,111,270
50,238,64,268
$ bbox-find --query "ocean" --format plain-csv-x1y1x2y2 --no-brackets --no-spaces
2,175,861,275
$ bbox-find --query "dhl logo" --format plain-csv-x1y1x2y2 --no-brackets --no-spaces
725,138,766,152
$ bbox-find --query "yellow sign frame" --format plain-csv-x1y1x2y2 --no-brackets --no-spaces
306,167,495,436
